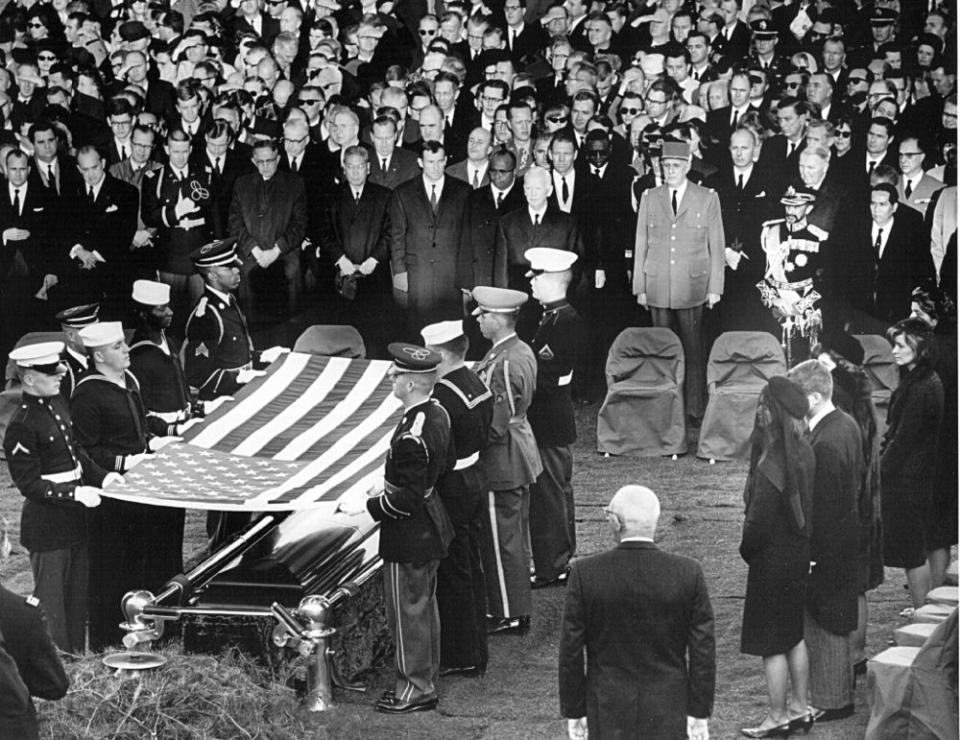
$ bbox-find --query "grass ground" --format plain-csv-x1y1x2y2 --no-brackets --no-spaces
0,402,938,739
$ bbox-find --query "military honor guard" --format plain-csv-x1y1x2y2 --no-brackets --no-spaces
349,343,452,714
758,185,828,363
525,249,583,588
472,286,543,634
421,320,493,677
2,342,114,653
54,303,99,400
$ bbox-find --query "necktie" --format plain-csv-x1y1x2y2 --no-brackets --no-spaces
534,212,540,226
87,186,95,205
215,157,222,174
561,176,569,205
731,109,739,128
905,180,913,198
868,160,876,176
671,189,678,215
787,142,795,158
874,229,883,254
497,192,504,209
291,157,298,174
472,168,480,189
737,173,744,191
355,190,361,205
430,184,438,212
48,165,57,195
381,158,388,172
120,143,128,160
12,188,19,215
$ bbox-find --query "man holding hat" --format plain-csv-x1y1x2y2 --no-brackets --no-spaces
54,303,99,400
472,286,542,634
356,342,452,714
633,139,725,423
525,248,582,588
71,320,178,650
421,320,493,677
3,341,114,653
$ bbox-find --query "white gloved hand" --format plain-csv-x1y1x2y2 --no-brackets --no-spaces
123,452,149,470
148,436,181,452
237,368,267,384
101,472,124,489
567,717,588,740
203,396,233,414
74,486,102,508
336,497,367,515
687,716,709,740
594,269,606,289
174,191,199,219
259,345,290,364
724,247,742,270
176,418,204,435
358,257,378,275
336,255,356,274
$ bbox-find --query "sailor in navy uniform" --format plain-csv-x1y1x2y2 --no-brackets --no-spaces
472,286,543,634
353,343,451,714
54,303,99,400
421,320,493,677
2,341,112,654
525,249,583,588
70,322,180,651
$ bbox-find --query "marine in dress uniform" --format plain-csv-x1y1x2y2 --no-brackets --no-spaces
421,320,493,677
525,249,582,587
2,342,110,653
472,286,543,634
361,343,452,714
54,303,99,400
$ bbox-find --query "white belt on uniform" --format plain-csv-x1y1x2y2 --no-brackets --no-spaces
557,371,573,386
41,466,83,484
453,451,480,470
148,408,189,424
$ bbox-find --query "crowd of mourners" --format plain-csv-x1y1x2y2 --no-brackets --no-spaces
0,0,956,734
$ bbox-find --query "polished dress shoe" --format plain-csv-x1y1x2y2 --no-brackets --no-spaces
810,704,855,723
375,693,439,714
486,616,530,634
788,712,815,733
740,721,791,738
530,569,569,589
438,665,483,678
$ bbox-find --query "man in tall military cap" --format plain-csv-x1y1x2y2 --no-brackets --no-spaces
525,248,583,589
472,286,542,634
421,319,493,677
54,303,99,399
748,19,790,83
3,341,116,653
345,342,452,714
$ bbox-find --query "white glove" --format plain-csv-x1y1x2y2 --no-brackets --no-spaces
358,257,378,275
175,418,204,435
336,255,357,274
203,396,233,414
366,476,385,497
392,271,408,292
123,452,149,470
74,486,102,508
101,472,124,489
237,368,267,384
336,497,368,515
594,269,606,289
148,436,181,452
173,191,199,219
259,346,290,364
687,716,709,740
568,718,588,740
724,247,742,270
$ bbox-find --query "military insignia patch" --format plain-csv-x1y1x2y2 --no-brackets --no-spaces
195,343,209,358
539,344,555,360
11,442,30,455
26,595,39,607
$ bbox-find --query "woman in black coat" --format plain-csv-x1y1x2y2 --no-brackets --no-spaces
881,317,945,609
740,377,817,738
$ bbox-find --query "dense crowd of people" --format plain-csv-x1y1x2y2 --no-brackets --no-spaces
0,0,956,734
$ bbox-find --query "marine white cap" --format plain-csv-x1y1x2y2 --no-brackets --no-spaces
524,247,578,276
9,341,65,368
131,279,171,306
79,321,125,348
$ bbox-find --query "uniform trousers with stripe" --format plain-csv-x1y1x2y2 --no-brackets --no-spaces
29,544,88,654
436,489,488,670
650,305,706,418
480,486,532,618
530,445,575,581
804,610,854,710
384,559,441,702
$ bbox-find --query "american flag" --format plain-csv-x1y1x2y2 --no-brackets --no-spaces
101,353,402,511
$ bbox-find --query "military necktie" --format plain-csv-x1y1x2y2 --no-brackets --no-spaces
671,189,678,215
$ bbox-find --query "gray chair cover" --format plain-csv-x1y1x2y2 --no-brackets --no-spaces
697,331,786,461
855,334,899,438
293,325,366,359
597,327,687,457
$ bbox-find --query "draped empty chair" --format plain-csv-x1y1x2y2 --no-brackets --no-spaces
293,325,366,359
597,327,687,457
855,334,899,437
697,332,787,461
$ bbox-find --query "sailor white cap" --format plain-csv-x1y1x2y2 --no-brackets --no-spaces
524,247,578,276
421,320,465,346
10,341,65,371
131,279,171,306
79,321,125,348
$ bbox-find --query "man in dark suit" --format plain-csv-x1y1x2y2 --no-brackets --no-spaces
228,138,307,321
717,0,751,60
559,484,715,740
28,120,82,202
389,140,470,336
368,115,421,190
759,97,810,199
324,146,393,359
192,121,251,240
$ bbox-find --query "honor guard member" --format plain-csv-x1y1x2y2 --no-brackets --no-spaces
2,342,112,653
525,249,583,588
0,520,69,740
71,322,179,651
362,343,452,714
54,303,99,399
421,320,493,678
472,286,543,634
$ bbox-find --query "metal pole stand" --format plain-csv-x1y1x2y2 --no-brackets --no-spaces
101,590,169,674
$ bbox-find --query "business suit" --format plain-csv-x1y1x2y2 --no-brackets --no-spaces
191,148,251,239
389,175,470,334
445,159,490,190
281,143,334,291
109,158,163,281
30,155,82,202
463,183,526,289
897,174,944,219
559,540,716,738
633,182,725,418
758,136,806,198
324,181,393,358
368,147,420,190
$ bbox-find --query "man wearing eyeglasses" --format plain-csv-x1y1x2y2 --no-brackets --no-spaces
896,137,943,218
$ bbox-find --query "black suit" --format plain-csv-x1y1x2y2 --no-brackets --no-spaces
463,182,526,289
191,148,252,240
717,20,751,60
757,135,806,197
368,147,420,190
559,541,716,738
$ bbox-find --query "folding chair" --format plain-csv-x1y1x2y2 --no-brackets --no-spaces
697,331,786,461
597,327,687,457
855,334,898,438
293,325,366,359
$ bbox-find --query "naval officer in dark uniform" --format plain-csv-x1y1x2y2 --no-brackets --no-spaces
525,248,583,588
3,341,113,653
421,320,493,678
54,303,99,400
342,343,452,714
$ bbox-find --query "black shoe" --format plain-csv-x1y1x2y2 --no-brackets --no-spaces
486,616,530,634
788,713,815,733
375,693,439,714
530,569,569,589
810,704,855,723
439,665,483,678
741,722,791,738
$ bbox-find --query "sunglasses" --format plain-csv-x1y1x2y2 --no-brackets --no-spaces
419,28,437,35
546,115,568,123
836,130,852,138
38,54,56,61
848,77,867,84
298,98,321,105
784,81,802,88
620,107,642,115
28,21,44,28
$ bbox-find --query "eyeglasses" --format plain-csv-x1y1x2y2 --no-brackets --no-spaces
254,156,279,165
298,98,321,106
481,95,504,103
898,151,923,157
620,107,642,115
836,130,852,138
27,21,44,28
419,28,437,35
284,136,308,144
38,54,56,61
546,115,568,123
645,96,667,105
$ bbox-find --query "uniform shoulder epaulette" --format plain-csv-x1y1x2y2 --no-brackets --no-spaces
807,224,829,240
762,218,785,228
195,295,209,317
25,595,39,607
